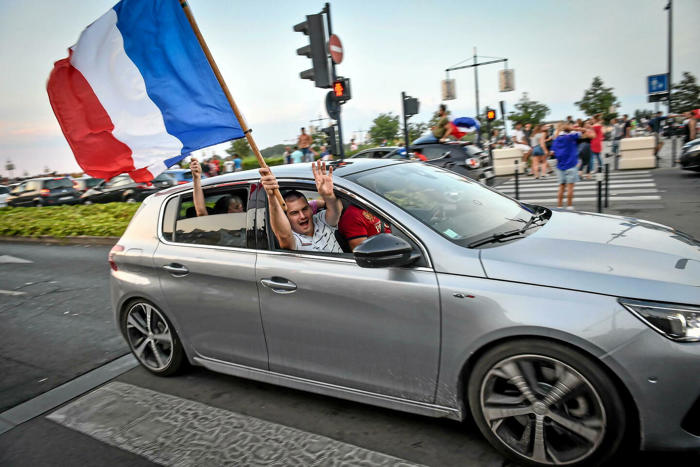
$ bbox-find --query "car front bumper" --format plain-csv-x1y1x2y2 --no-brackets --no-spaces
680,150,700,171
601,328,700,450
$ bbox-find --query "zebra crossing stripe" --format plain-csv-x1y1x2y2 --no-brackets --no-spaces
500,183,656,193
515,195,661,203
47,381,423,467
498,178,654,189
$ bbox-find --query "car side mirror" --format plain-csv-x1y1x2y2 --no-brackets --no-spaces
353,233,415,268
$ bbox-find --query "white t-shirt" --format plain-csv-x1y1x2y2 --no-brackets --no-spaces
293,211,343,253
512,129,527,145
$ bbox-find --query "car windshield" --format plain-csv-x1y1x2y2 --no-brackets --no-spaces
45,178,73,189
347,163,534,247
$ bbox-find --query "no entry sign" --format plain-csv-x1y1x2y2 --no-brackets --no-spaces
328,34,343,64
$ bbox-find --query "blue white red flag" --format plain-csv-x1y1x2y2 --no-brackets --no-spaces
47,0,244,182
450,117,480,139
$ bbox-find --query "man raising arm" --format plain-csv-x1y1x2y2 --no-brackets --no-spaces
259,161,344,252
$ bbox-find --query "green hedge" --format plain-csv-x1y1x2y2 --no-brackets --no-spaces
241,156,285,170
0,203,140,237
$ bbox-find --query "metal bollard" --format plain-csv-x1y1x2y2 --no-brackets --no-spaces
672,136,677,167
514,160,520,200
597,166,603,213
604,161,610,208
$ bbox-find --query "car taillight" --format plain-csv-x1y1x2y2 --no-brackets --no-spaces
40,188,50,196
177,181,188,185
109,244,124,271
465,158,481,169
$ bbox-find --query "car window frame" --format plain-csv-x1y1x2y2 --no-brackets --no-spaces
258,177,433,269
158,179,257,252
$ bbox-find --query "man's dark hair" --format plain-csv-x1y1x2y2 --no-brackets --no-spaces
439,104,447,113
301,127,305,132
282,190,307,204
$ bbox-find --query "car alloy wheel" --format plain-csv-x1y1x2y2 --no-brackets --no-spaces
122,300,185,376
468,340,627,466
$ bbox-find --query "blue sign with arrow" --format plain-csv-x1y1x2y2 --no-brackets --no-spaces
647,74,668,94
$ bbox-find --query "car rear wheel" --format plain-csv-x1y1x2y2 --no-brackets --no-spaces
467,339,627,466
121,300,186,376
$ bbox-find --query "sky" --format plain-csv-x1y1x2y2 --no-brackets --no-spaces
1,0,699,177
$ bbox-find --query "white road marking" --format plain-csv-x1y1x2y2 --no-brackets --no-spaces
0,255,33,264
48,381,423,467
0,289,26,296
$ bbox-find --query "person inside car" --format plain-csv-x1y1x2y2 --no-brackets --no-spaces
190,158,244,215
259,161,343,252
338,205,391,251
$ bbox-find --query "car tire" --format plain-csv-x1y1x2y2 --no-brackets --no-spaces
33,200,43,207
467,339,627,467
125,196,137,203
83,200,93,205
121,299,186,376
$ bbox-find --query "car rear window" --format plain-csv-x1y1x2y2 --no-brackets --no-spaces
0,187,9,195
86,178,102,188
44,178,73,189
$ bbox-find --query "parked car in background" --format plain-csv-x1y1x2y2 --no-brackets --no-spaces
111,159,699,467
6,177,81,207
164,169,206,185
680,138,700,172
72,177,103,194
0,185,10,207
81,173,175,204
349,142,495,186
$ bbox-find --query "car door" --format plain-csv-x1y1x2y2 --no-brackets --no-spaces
153,182,268,368
255,182,441,403
9,182,27,206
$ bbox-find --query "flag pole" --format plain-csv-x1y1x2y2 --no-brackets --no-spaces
180,0,286,210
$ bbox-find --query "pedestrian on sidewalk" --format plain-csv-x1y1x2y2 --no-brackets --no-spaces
511,122,532,168
530,124,549,179
578,120,593,180
590,114,604,172
682,110,698,144
297,127,313,162
611,118,624,156
551,121,595,209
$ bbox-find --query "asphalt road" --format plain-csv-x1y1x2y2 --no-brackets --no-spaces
0,242,126,412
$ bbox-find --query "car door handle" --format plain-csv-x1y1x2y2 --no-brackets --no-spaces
162,263,189,276
260,278,297,294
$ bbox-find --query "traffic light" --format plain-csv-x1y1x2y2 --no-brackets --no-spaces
321,125,338,155
486,108,496,121
403,95,419,117
332,77,351,103
294,14,331,88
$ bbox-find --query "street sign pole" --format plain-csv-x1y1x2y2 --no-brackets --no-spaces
324,3,345,159
402,92,409,156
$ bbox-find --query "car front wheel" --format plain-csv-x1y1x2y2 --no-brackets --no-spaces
121,300,186,376
468,339,628,466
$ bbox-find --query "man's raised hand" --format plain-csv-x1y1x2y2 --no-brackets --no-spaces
259,167,279,197
312,160,334,199
190,158,202,179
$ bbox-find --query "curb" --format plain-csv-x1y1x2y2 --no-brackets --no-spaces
0,236,119,246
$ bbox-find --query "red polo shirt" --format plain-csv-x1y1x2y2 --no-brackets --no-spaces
338,205,391,241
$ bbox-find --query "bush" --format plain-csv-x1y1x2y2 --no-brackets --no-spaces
241,156,285,170
0,203,141,237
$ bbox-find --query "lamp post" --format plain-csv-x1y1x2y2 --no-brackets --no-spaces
665,0,673,113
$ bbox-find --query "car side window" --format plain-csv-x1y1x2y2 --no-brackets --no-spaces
422,146,446,159
162,185,254,248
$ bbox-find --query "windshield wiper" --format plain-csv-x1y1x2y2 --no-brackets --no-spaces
468,209,548,248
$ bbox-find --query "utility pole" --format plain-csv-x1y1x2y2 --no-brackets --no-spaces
445,50,509,141
666,0,673,113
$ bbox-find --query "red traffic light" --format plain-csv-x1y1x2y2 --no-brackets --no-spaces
333,80,345,98
486,109,496,121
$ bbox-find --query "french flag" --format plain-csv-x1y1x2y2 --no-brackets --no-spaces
47,0,244,182
449,117,480,140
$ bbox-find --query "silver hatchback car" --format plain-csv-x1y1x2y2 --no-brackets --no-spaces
111,159,700,466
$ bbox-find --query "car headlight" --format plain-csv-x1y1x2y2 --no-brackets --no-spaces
620,299,700,342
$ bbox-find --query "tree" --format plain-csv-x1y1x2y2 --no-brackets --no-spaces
508,92,550,125
368,113,400,145
575,76,620,121
634,109,654,120
670,71,700,113
227,138,251,158
260,143,287,158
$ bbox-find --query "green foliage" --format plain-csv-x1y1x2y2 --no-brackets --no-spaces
671,71,700,113
368,113,400,145
0,203,141,237
634,109,654,120
508,92,550,125
241,156,285,170
575,76,620,121
227,138,252,158
404,121,429,144
261,143,288,158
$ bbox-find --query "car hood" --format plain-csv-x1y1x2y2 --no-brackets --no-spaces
480,210,700,304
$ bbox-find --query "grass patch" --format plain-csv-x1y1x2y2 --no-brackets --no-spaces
0,203,140,237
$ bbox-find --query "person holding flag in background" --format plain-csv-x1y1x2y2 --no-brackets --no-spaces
46,0,286,209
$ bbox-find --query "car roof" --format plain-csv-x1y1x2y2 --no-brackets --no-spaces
154,159,403,198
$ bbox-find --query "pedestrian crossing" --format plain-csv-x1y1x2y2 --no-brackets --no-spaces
495,170,661,207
